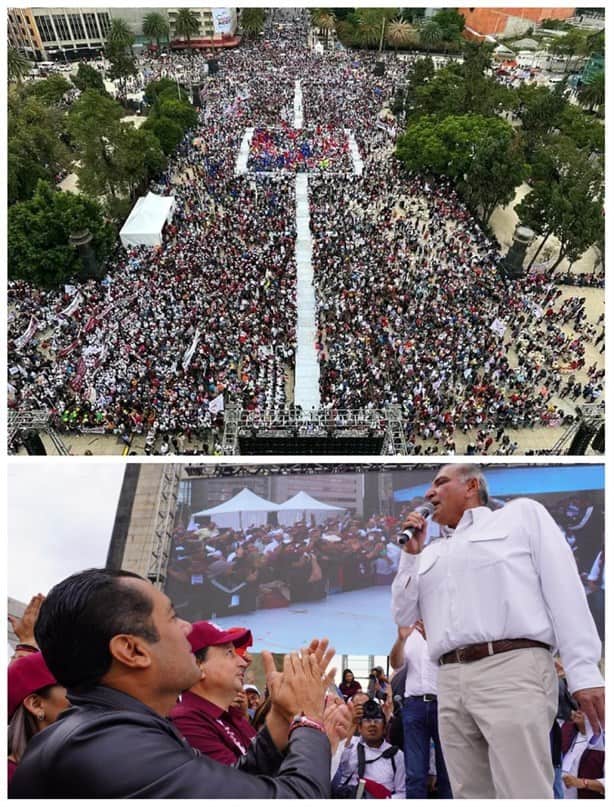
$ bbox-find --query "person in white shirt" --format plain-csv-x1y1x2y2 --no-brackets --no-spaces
391,464,604,798
389,621,452,798
332,699,406,798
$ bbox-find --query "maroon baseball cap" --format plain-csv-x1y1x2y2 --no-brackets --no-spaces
188,621,252,654
8,652,57,720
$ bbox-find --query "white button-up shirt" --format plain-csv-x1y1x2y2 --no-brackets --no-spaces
391,499,603,694
403,629,439,697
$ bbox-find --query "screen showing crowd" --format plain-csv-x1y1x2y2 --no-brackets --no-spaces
164,464,604,645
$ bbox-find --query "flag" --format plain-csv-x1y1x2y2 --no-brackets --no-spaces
490,318,507,338
182,329,201,371
209,393,224,415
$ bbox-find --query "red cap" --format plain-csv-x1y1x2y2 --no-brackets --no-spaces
188,621,252,654
8,652,57,720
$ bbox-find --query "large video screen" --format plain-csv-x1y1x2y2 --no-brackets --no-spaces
165,464,604,654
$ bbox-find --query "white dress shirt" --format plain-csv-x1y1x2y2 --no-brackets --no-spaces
402,630,439,697
391,499,603,694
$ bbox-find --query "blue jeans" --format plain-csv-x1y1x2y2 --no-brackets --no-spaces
553,766,564,799
402,696,452,798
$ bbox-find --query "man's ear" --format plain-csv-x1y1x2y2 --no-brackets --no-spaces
22,692,43,717
108,634,153,670
466,477,479,500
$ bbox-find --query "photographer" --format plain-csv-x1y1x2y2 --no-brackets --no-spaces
332,699,405,798
367,666,389,703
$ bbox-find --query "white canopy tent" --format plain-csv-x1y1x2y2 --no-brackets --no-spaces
191,487,280,531
119,192,175,248
276,491,346,526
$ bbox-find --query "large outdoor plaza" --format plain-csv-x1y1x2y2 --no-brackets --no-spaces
7,7,605,455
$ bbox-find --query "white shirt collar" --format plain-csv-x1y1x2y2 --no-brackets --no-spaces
442,506,492,536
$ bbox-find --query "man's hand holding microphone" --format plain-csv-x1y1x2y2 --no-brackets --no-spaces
398,502,433,554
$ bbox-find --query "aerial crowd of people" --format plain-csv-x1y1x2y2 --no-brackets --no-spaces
7,12,604,455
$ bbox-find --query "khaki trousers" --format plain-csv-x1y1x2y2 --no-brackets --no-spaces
437,647,558,798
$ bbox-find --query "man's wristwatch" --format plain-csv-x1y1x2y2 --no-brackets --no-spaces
288,713,326,737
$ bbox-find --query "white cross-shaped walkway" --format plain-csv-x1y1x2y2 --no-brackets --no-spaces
234,80,363,411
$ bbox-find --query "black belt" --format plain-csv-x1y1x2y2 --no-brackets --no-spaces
406,694,437,702
439,638,551,665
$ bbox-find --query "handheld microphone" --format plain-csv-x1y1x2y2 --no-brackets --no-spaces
398,502,434,545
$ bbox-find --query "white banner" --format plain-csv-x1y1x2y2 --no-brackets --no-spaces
14,316,39,350
212,8,234,35
182,329,201,371
490,318,507,338
209,393,225,415
61,293,83,318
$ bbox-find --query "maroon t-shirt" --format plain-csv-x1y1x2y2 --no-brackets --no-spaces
170,690,257,765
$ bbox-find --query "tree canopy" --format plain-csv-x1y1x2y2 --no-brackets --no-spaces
396,113,527,223
8,90,70,205
8,180,114,287
142,11,170,50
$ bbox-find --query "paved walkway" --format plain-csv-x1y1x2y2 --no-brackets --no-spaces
234,127,254,176
345,129,364,175
293,79,303,128
294,173,320,410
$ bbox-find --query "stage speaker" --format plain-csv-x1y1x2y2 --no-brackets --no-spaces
191,84,201,106
207,59,219,76
591,423,605,453
373,61,385,77
567,422,595,456
23,430,47,455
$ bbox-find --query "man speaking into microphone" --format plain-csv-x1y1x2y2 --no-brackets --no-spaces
391,464,604,799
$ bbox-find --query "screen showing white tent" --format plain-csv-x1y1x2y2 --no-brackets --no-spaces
119,192,175,248
190,488,346,532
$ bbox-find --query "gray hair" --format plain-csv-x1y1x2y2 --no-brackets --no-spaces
454,464,489,505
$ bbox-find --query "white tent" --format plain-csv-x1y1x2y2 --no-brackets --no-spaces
191,487,280,531
276,491,346,526
119,192,175,248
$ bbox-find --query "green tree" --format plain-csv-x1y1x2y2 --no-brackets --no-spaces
411,64,466,119
311,9,337,48
397,114,527,223
240,8,266,39
68,90,123,198
143,115,184,155
106,17,135,53
431,8,465,47
386,19,416,51
577,71,605,114
175,8,200,51
8,180,114,287
557,103,605,155
25,74,72,106
419,20,442,51
113,125,166,201
517,137,604,270
142,11,170,51
144,77,189,105
461,40,495,111
158,98,198,131
105,17,136,97
72,62,106,94
516,83,567,160
8,91,71,205
8,47,31,83
356,8,394,50
548,29,588,71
